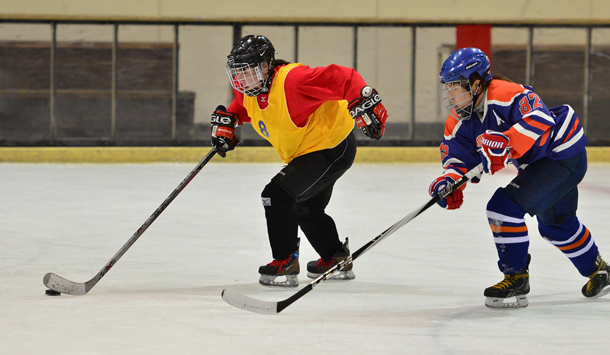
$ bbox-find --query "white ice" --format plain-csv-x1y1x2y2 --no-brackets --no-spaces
1,161,609,355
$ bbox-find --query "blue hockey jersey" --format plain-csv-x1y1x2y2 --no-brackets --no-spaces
439,79,587,182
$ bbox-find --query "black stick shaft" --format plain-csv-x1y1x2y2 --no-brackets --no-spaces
95,148,218,281
45,148,218,295
275,163,482,313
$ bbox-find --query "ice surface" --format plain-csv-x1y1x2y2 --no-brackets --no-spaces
1,162,609,354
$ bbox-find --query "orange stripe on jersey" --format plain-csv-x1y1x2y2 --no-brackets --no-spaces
562,118,580,143
538,129,550,146
445,172,463,181
444,114,460,136
444,171,468,191
447,165,467,174
522,116,551,132
558,228,589,251
486,80,527,103
489,225,528,234
504,126,536,159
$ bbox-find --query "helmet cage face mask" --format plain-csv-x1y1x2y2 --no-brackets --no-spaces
440,79,474,121
226,60,268,97
438,47,492,121
226,35,275,97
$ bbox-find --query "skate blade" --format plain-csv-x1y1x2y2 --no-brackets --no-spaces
485,295,528,309
259,274,299,288
307,270,355,280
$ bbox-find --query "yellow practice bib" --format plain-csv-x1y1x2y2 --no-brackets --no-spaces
243,63,354,163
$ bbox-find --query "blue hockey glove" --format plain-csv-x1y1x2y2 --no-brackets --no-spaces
428,175,465,210
477,130,510,175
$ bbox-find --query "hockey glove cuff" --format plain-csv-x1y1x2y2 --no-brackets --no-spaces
348,86,388,140
428,175,466,210
211,105,240,158
477,130,510,175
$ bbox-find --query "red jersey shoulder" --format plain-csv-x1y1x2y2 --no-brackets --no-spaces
280,64,311,96
281,64,307,83
486,80,528,104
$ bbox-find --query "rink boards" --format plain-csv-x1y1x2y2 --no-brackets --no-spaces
1,146,610,163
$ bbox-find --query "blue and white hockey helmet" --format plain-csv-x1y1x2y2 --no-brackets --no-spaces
439,47,492,85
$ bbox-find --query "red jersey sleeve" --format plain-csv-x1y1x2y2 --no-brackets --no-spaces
283,64,367,127
227,90,251,125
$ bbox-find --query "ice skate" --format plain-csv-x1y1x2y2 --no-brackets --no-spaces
307,238,355,280
484,254,530,309
582,252,610,298
258,251,300,288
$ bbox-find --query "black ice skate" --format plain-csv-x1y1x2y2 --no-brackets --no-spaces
307,238,355,280
258,251,300,288
582,252,610,298
484,254,531,309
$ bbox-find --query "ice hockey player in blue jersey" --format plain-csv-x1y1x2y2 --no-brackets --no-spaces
428,47,610,309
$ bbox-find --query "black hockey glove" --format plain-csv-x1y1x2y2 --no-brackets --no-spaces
211,105,240,158
348,86,388,140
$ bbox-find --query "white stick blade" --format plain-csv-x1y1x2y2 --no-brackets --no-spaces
221,289,278,315
43,273,87,295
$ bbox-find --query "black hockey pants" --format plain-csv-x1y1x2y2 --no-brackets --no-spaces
261,132,356,261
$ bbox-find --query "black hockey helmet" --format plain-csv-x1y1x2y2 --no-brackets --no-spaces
226,35,276,96
228,35,275,66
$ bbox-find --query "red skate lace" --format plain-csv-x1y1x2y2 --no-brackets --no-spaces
317,259,335,268
268,258,288,268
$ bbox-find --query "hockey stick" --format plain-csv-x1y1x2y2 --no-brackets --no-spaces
221,163,484,314
43,147,218,295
